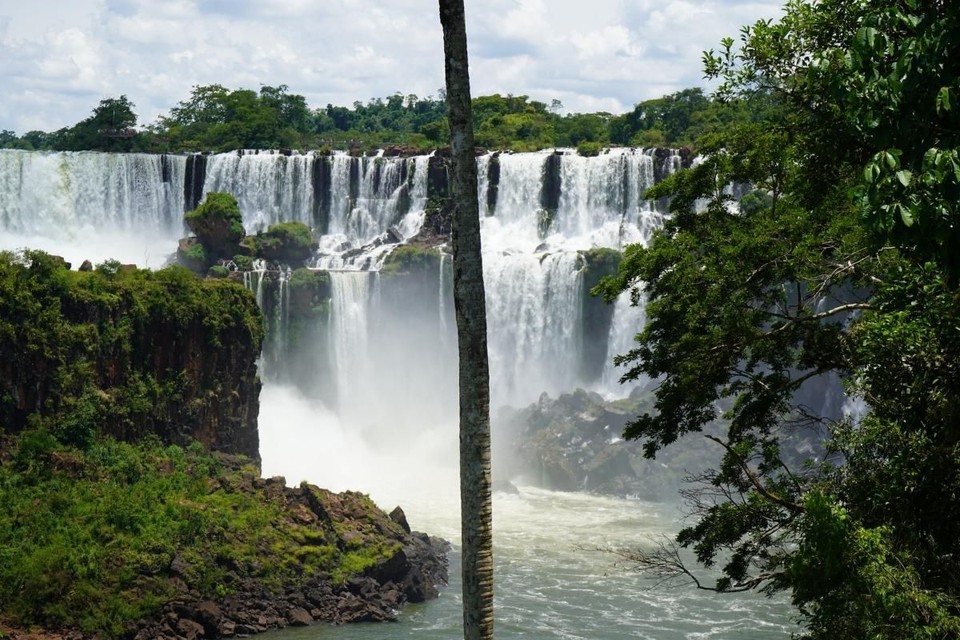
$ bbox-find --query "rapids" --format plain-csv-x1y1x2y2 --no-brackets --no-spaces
257,384,796,639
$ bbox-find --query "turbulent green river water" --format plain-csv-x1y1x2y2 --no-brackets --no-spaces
258,386,798,640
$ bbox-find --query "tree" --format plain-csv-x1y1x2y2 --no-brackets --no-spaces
598,0,960,637
439,2,494,639
54,96,139,151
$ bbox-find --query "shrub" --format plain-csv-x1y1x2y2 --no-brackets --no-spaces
380,245,441,274
255,221,316,265
207,265,230,279
184,192,245,259
576,141,602,157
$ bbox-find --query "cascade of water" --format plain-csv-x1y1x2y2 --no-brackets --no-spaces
554,151,629,242
328,271,375,421
600,289,648,394
476,154,491,217
316,154,433,270
326,153,353,236
351,155,400,242
0,150,186,266
395,154,431,239
438,252,451,345
202,150,315,232
483,250,584,406
275,265,291,361
482,151,552,250
0,147,685,414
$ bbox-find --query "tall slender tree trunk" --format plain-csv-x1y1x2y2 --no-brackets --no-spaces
438,2,494,640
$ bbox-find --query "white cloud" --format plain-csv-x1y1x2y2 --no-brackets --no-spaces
0,0,783,134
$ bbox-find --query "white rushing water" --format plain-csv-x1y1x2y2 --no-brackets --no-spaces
0,149,184,267
258,384,796,640
0,147,796,637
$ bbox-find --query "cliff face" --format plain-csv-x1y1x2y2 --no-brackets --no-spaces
0,250,263,461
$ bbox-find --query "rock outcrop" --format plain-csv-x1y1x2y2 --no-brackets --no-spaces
127,473,448,640
495,387,719,499
0,251,263,461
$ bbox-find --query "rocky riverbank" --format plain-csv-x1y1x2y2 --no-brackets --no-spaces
0,251,447,640
0,437,448,640
127,472,449,640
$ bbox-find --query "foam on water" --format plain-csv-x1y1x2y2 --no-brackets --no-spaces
258,382,796,639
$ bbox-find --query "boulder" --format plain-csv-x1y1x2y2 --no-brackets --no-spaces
287,607,313,626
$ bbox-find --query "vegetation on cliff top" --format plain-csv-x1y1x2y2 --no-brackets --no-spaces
179,193,319,273
0,249,432,638
0,250,262,456
380,244,442,275
254,222,318,265
184,192,246,260
0,83,757,154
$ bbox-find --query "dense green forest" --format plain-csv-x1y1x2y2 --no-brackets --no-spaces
0,85,753,154
597,0,960,637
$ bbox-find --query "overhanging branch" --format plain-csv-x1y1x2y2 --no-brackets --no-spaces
704,434,805,514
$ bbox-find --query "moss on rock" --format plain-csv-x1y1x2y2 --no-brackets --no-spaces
254,221,317,266
288,267,331,317
184,192,246,262
0,435,447,638
380,245,441,275
0,249,263,459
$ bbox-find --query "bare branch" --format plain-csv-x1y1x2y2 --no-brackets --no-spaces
581,537,782,593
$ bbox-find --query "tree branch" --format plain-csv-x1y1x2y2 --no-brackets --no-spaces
704,434,805,514
583,538,783,593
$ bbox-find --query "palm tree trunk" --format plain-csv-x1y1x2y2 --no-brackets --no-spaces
438,2,494,639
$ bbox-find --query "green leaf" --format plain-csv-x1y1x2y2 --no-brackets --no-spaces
937,87,952,114
899,204,914,227
896,170,912,187
856,27,877,51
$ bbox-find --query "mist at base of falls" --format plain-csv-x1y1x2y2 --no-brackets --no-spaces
258,383,459,519
258,382,796,640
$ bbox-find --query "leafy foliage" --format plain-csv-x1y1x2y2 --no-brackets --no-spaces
597,0,960,636
254,221,317,265
184,192,246,262
0,84,752,154
0,250,263,440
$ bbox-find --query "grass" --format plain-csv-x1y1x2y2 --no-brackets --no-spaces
0,432,400,638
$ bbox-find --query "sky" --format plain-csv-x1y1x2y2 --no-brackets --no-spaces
0,0,783,134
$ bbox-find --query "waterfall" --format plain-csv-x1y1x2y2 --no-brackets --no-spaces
0,147,690,414
438,252,451,347
484,250,585,406
396,154,430,238
0,149,185,266
328,271,376,423
202,150,316,232
601,289,647,392
316,153,433,270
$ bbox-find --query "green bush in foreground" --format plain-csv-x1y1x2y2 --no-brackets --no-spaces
0,432,394,637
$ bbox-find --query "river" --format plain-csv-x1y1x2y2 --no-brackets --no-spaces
257,384,798,640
